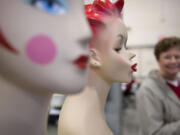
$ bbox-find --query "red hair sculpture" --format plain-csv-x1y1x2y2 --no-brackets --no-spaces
85,0,124,48
85,0,124,31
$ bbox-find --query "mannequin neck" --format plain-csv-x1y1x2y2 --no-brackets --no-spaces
86,69,111,109
59,69,113,135
0,75,52,135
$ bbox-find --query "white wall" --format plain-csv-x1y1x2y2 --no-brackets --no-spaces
124,0,180,46
130,48,159,77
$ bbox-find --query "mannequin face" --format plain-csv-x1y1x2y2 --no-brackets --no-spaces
91,17,136,83
0,0,91,94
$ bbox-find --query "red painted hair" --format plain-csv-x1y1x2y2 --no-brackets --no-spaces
85,0,124,24
85,0,124,47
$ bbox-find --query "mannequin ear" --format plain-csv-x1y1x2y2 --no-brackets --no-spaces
89,49,101,68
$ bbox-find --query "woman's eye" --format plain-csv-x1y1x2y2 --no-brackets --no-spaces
24,0,69,14
175,55,180,59
164,55,171,59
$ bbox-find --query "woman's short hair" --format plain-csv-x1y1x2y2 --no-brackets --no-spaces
154,37,180,60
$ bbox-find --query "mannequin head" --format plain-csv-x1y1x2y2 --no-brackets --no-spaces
86,0,136,83
0,0,91,94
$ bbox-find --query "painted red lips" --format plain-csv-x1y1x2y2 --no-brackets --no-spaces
131,63,137,72
73,55,89,70
0,29,18,54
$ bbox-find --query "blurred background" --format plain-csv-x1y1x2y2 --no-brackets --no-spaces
48,0,180,135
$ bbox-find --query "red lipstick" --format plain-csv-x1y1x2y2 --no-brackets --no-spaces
0,29,18,54
131,63,137,72
73,55,89,70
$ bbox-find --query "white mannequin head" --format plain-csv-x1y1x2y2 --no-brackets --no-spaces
86,0,136,83
0,0,91,94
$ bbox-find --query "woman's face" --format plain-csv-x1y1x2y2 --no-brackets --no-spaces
158,47,180,79
94,17,136,83
0,0,91,94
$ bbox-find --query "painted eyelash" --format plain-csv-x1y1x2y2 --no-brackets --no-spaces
114,47,122,52
114,41,124,52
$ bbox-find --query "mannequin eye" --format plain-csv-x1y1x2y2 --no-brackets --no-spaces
114,41,123,52
24,0,69,14
114,47,122,52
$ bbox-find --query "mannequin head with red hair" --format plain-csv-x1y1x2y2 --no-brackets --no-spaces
58,2,136,135
85,0,136,83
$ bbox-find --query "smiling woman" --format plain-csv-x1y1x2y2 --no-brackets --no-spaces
137,37,180,135
0,0,91,135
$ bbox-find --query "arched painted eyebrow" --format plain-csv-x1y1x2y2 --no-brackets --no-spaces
24,0,36,5
30,0,60,5
26,0,56,4
118,34,127,48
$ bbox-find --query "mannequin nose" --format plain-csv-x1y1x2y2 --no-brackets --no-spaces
77,20,92,48
129,52,136,60
78,36,92,48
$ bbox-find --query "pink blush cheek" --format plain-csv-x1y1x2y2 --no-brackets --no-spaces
26,35,57,65
116,54,124,62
